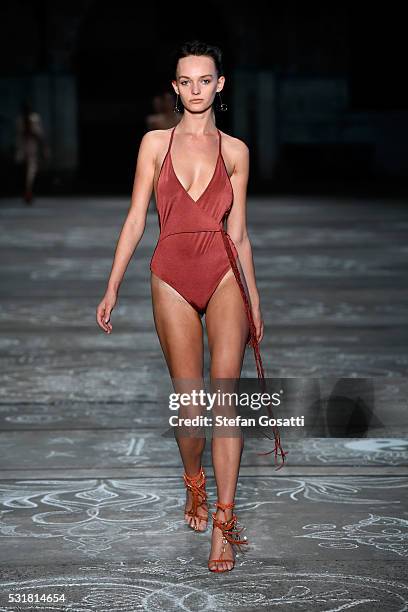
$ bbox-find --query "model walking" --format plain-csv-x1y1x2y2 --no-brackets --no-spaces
15,100,49,204
96,40,287,572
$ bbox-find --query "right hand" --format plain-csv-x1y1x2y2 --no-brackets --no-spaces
96,289,117,334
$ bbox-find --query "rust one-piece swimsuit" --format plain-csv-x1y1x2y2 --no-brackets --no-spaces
150,125,287,469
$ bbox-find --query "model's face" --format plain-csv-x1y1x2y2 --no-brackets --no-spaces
173,55,224,112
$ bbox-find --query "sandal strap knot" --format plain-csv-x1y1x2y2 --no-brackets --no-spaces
182,466,208,520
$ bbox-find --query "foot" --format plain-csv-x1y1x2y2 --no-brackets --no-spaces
184,487,208,531
208,506,235,572
24,190,33,204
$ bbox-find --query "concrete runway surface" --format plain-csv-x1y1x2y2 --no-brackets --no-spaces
0,194,407,611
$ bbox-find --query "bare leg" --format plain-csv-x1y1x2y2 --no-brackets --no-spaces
151,272,208,530
24,158,38,203
205,268,249,571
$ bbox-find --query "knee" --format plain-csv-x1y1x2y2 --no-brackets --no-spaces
210,367,241,380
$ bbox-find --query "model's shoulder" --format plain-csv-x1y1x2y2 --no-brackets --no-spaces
139,129,172,156
142,128,174,149
219,131,249,155
144,128,174,141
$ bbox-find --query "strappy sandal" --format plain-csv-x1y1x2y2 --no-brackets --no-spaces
182,465,208,531
208,500,248,572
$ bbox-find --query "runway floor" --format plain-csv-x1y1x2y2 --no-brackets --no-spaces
0,193,407,611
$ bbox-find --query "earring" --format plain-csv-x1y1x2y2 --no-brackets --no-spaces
174,93,180,113
217,91,228,112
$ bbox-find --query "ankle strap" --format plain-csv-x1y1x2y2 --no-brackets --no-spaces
183,466,205,482
214,501,235,510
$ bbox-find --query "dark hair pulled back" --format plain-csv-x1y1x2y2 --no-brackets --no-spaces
172,40,224,79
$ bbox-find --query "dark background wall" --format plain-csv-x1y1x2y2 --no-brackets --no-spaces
1,0,407,195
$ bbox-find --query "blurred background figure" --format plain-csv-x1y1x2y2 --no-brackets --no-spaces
14,100,50,205
145,92,181,131
145,94,165,131
160,92,182,128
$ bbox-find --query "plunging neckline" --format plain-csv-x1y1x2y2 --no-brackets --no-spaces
169,127,221,205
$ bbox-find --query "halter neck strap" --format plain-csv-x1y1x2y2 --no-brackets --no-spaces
165,126,176,155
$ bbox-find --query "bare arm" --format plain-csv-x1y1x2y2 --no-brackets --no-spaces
226,139,264,343
96,130,157,333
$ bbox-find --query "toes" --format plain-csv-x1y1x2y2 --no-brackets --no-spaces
197,517,207,531
185,513,208,531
